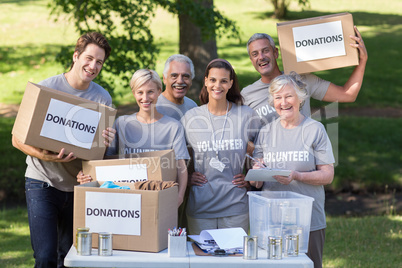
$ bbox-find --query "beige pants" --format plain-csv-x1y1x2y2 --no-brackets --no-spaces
187,213,249,235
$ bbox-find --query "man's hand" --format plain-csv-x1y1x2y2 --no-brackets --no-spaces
40,148,76,162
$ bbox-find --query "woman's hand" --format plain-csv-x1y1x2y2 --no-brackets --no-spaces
102,127,116,147
189,172,207,186
232,173,250,188
273,170,300,185
77,170,93,184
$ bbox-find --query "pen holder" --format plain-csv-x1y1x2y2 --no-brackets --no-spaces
168,235,187,257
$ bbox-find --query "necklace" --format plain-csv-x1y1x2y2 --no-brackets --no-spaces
207,100,229,160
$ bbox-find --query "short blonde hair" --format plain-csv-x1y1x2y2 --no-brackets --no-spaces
268,72,308,109
130,69,162,92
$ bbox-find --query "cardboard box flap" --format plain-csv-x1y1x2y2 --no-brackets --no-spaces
277,12,359,74
12,82,41,141
276,12,351,27
104,149,176,160
82,149,177,182
31,82,113,109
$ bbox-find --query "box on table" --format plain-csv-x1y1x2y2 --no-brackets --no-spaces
82,150,177,183
277,12,359,74
248,191,314,253
12,82,117,160
74,181,178,252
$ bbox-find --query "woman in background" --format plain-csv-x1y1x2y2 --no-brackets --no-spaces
181,59,261,235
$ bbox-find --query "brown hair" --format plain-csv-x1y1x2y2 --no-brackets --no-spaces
199,59,243,105
70,32,111,70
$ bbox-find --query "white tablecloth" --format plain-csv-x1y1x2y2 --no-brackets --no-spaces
64,242,313,268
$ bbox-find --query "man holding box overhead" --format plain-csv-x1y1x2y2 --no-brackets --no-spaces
242,27,367,268
12,32,115,268
242,26,368,126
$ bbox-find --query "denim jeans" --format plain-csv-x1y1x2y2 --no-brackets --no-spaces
25,178,74,268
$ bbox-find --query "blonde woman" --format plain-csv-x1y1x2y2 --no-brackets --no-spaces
80,69,189,206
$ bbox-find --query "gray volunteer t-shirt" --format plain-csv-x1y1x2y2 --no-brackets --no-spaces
253,117,335,231
241,73,330,125
25,73,113,192
156,94,197,121
181,103,261,219
106,113,190,160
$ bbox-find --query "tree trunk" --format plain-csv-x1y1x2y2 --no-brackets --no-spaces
271,0,288,19
178,0,218,102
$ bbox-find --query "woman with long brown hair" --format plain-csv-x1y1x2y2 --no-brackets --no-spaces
181,59,261,235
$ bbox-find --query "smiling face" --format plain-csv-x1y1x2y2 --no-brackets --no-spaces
163,60,192,104
248,38,280,82
134,81,161,113
70,43,105,88
273,84,301,121
204,67,233,102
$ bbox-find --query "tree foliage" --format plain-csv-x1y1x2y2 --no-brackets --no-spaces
48,0,240,98
270,0,310,19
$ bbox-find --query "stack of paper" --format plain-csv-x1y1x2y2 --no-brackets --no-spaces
189,228,246,253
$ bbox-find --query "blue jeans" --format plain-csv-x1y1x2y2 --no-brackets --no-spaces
25,178,74,268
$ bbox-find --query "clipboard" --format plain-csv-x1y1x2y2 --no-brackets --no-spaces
245,168,292,182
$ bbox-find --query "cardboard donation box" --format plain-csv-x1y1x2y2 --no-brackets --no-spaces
74,181,178,252
277,13,359,74
82,150,177,183
12,82,117,160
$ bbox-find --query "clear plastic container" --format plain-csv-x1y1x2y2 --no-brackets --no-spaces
248,191,314,253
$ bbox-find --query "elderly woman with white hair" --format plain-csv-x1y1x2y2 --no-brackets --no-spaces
250,72,335,268
78,69,190,206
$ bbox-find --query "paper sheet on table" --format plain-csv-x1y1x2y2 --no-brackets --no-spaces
188,228,247,250
245,168,292,182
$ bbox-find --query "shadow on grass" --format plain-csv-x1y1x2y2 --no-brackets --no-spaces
251,10,402,27
0,118,27,204
0,44,65,74
0,0,40,5
334,117,402,190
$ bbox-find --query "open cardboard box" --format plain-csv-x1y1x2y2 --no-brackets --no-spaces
82,150,177,183
12,82,116,160
73,181,178,252
277,12,359,74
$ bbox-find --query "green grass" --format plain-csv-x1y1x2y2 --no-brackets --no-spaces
0,207,34,268
0,118,27,204
0,207,400,267
324,215,402,267
331,116,402,190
